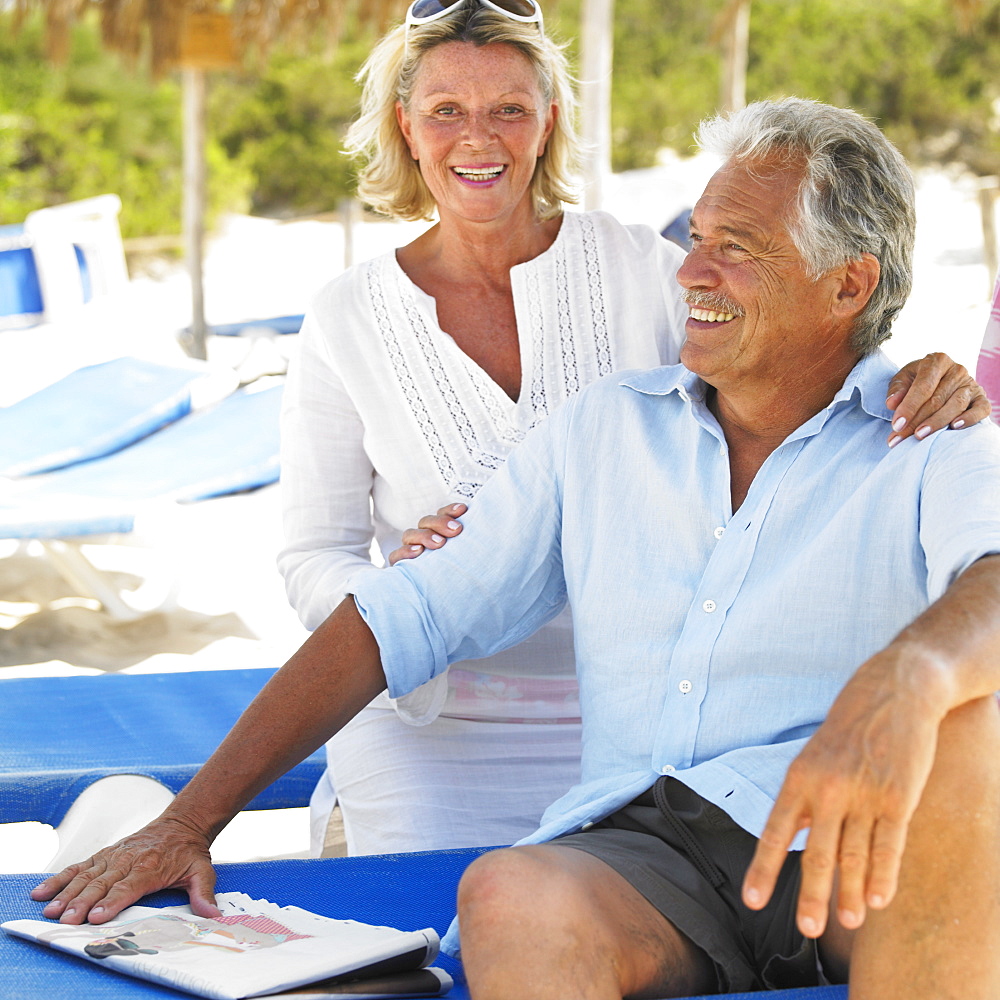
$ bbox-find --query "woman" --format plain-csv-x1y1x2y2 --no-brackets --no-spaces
279,0,988,857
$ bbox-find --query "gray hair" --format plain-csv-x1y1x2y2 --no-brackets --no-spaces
696,98,915,355
346,4,579,222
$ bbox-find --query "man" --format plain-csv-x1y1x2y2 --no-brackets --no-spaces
33,99,1000,999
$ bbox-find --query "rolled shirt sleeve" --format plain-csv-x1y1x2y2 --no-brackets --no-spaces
919,421,1000,600
352,398,575,700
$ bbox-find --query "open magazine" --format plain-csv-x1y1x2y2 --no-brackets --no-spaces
2,892,453,999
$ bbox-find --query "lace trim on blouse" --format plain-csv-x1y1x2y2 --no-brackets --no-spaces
581,214,614,378
366,212,614,500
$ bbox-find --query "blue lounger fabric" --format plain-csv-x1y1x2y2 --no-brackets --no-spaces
0,668,324,827
0,358,210,478
0,850,846,1000
208,314,304,337
0,384,282,539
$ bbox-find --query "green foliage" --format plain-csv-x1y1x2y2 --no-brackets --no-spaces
1,1,999,237
0,12,251,238
208,37,372,217
746,0,1000,175
602,0,1000,175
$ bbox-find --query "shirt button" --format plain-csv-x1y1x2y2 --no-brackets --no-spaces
702,599,717,613
661,764,676,774
678,679,693,694
713,526,725,540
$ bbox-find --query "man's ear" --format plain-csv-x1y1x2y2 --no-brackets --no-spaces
832,252,880,320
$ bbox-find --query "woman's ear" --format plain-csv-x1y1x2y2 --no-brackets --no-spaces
396,101,419,160
538,102,557,157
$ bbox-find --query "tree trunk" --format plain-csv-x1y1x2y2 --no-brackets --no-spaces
579,0,614,211
719,0,751,113
182,67,208,360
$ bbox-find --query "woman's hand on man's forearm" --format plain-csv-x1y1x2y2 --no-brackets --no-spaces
389,503,467,564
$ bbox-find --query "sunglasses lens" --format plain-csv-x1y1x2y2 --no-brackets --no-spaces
408,0,541,27
409,0,462,19
491,0,537,14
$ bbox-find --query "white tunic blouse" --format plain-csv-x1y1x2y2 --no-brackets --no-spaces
278,210,688,723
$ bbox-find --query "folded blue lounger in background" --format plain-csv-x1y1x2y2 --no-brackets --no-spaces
0,382,283,539
0,382,282,617
206,314,304,337
0,848,846,1000
0,356,235,479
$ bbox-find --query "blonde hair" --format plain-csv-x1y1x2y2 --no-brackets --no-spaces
345,4,579,221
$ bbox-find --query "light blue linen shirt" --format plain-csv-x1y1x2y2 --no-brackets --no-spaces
352,351,1000,953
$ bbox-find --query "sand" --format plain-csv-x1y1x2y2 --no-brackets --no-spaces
0,154,995,874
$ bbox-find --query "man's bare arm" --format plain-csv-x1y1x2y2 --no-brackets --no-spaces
743,553,1000,937
31,597,386,924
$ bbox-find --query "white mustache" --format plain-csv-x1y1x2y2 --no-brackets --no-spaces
683,291,743,317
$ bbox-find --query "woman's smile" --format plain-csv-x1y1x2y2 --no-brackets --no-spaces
451,163,507,184
396,41,555,225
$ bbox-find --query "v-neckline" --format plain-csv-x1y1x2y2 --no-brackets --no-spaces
388,215,569,409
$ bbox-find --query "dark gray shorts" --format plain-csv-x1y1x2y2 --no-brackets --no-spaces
556,778,831,993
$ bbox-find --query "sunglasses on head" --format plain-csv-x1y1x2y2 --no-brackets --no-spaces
405,0,544,30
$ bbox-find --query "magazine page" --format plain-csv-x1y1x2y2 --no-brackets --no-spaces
3,892,441,1000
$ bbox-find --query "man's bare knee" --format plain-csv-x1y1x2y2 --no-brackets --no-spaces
916,695,1000,833
457,845,716,1000
457,846,587,939
849,696,1000,1000
457,847,625,999
934,695,1000,773
457,848,527,922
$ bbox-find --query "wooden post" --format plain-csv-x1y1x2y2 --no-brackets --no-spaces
176,11,237,360
978,177,999,296
182,66,208,360
579,0,614,211
718,0,751,113
340,197,355,271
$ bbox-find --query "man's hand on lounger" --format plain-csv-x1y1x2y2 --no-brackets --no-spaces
30,813,220,924
30,599,389,926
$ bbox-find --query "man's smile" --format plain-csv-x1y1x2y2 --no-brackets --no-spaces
688,306,736,323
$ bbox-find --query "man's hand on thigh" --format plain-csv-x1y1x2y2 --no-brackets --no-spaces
741,647,941,939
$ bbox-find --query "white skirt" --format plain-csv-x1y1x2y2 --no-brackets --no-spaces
309,704,583,856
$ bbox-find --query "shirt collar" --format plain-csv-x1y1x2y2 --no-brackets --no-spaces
828,350,897,423
620,350,898,424
620,364,702,401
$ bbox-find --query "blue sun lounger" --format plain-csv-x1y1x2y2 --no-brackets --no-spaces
0,668,322,829
0,356,234,479
0,667,325,872
0,849,846,1000
207,313,304,337
0,381,282,617
0,382,283,539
